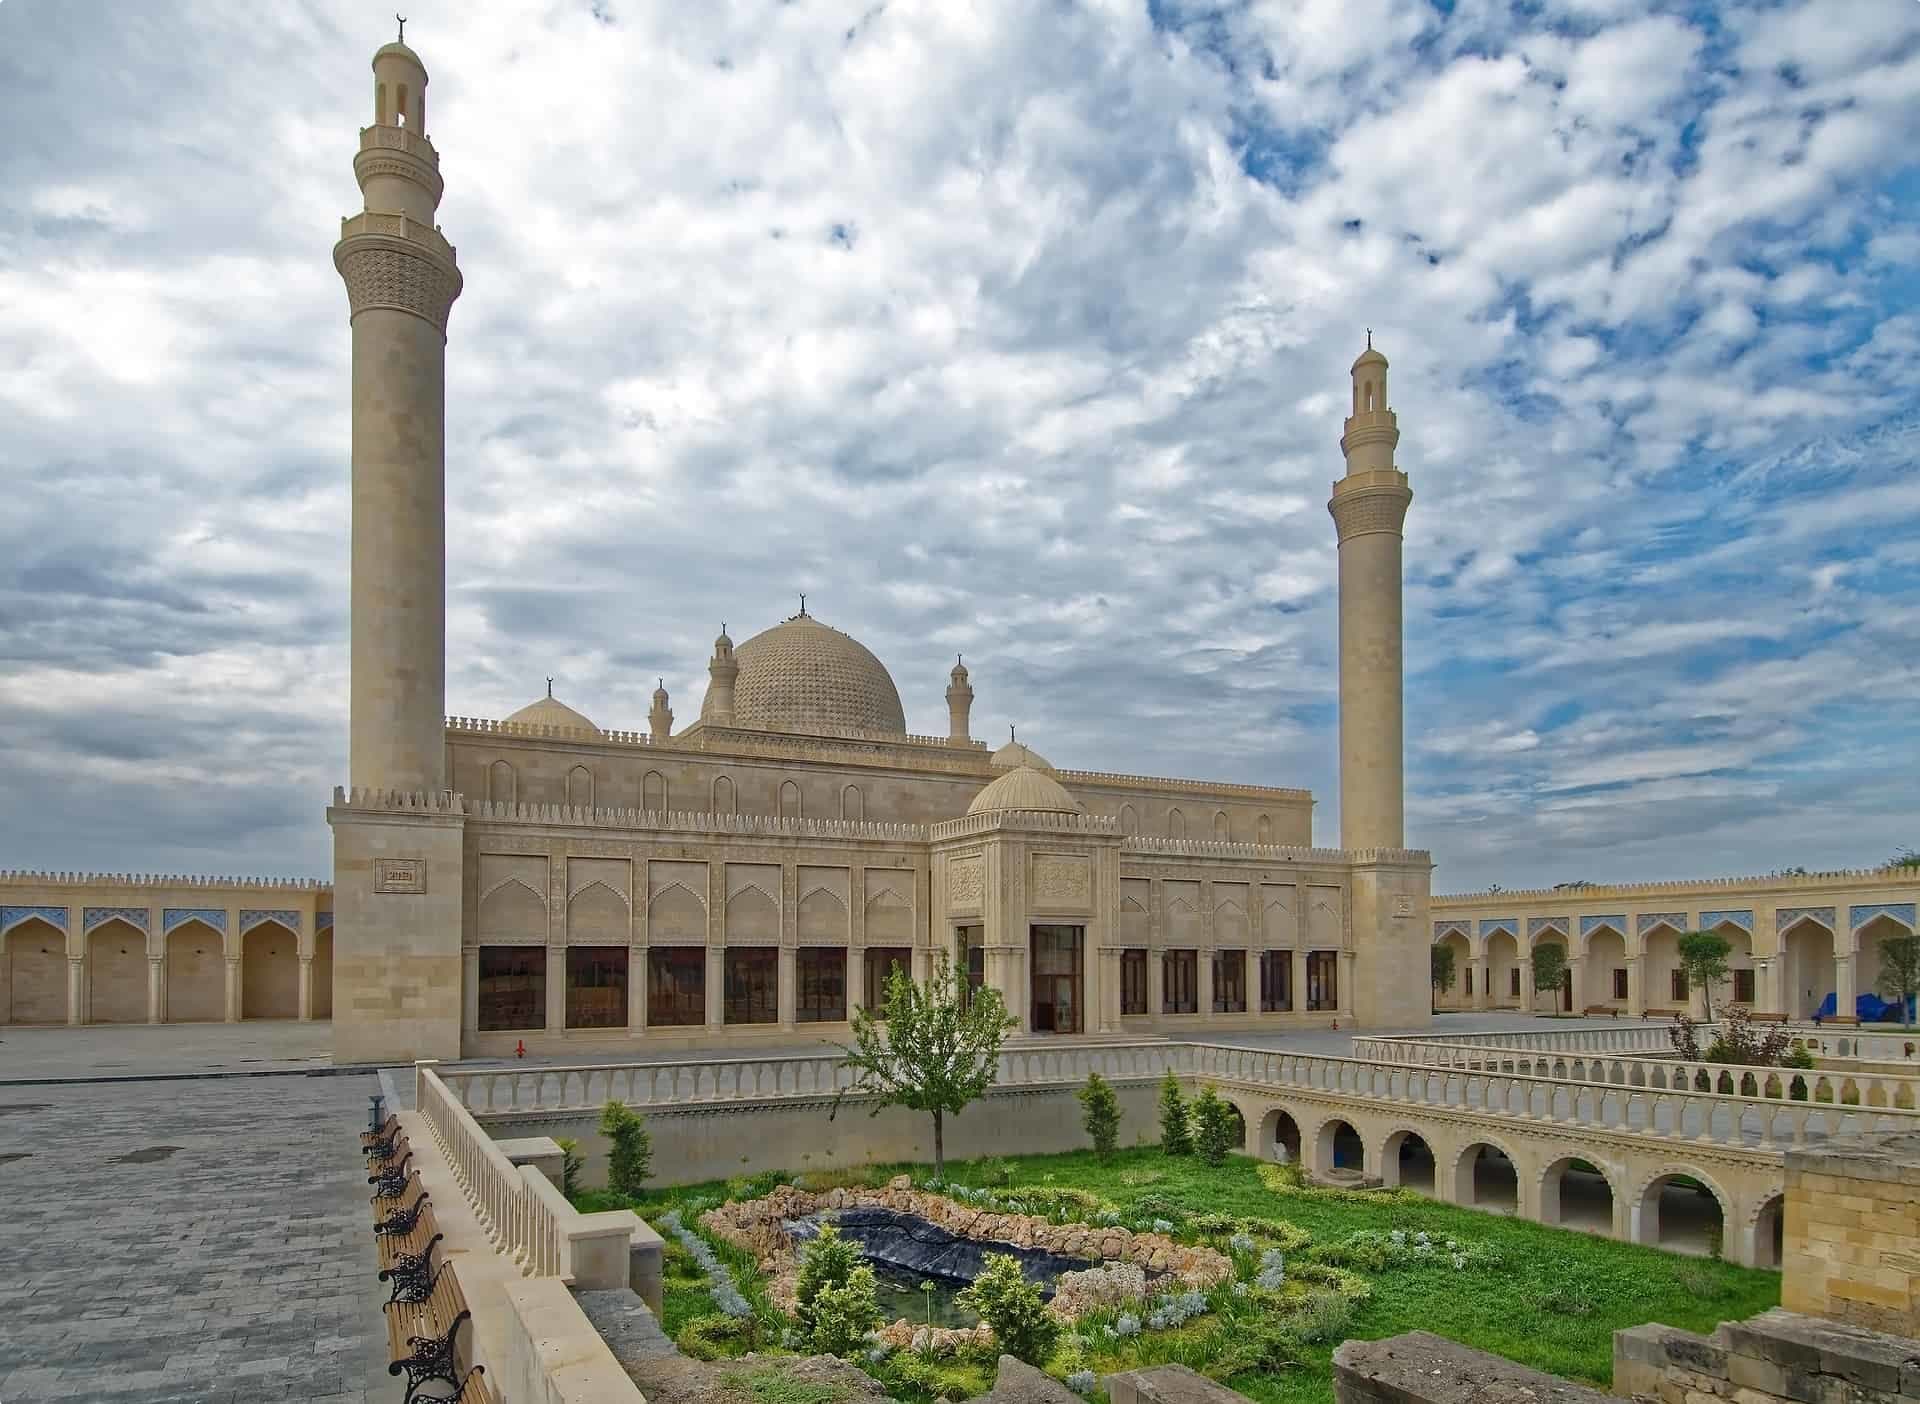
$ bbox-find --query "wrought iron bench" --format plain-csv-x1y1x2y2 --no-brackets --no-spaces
369,1152,417,1201
364,1126,408,1164
376,1194,442,1269
377,1231,446,1304
410,1365,497,1404
385,1263,481,1404
362,1112,400,1147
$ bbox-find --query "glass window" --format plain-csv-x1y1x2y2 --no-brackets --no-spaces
478,947,544,1031
1120,949,1148,1015
647,946,705,1027
565,946,627,1029
1163,949,1197,1014
726,947,778,1024
1463,967,1473,995
864,946,913,1010
1260,950,1292,1012
952,925,984,1007
1613,967,1629,1000
1212,949,1246,1013
1509,967,1521,998
1733,968,1755,1004
1306,950,1339,1011
1672,969,1689,1002
1030,925,1083,1034
796,947,846,1023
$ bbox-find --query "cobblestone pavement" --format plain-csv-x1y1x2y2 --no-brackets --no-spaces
0,1073,392,1403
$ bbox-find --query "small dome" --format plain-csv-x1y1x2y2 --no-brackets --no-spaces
967,766,1083,816
705,611,906,736
505,693,600,735
990,740,1053,772
374,40,425,68
1352,345,1387,371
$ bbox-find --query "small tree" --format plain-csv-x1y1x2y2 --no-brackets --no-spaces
1157,1070,1191,1156
1889,848,1920,872
1677,931,1733,1021
556,1136,585,1199
599,1100,653,1198
1874,934,1920,1027
1430,944,1457,1011
1077,1072,1121,1161
794,1225,881,1356
834,951,1015,1180
1531,944,1567,1010
959,1254,1059,1365
1190,1085,1238,1166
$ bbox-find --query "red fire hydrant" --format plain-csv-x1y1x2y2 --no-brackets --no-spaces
515,1038,527,1059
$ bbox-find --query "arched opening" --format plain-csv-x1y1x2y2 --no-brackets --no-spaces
1120,804,1139,837
1585,926,1627,1012
842,784,864,821
1167,808,1185,839
1256,815,1272,844
1639,1172,1725,1256
1540,1156,1614,1234
1753,1194,1785,1269
1453,1142,1519,1212
242,922,299,1020
712,774,735,814
1212,811,1230,841
1316,1118,1366,1180
643,770,667,811
779,780,801,819
1484,928,1520,1007
488,758,516,805
1641,924,1686,1014
312,926,334,1019
87,921,147,1024
1708,923,1755,1013
1434,931,1472,1010
567,764,594,808
4,918,68,1024
1221,1100,1247,1154
1531,936,1571,1012
166,922,226,1022
1781,916,1837,1021
1857,914,1914,1023
1264,1108,1302,1163
1381,1130,1435,1193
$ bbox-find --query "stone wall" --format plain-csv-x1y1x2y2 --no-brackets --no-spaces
1781,1132,1920,1335
1614,1310,1920,1404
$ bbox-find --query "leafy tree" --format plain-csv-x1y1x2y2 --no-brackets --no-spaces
1157,1071,1191,1156
1430,944,1457,1011
1076,1072,1121,1161
794,1224,881,1356
1190,1085,1238,1166
556,1136,585,1199
1890,848,1920,872
959,1254,1059,1365
834,951,1014,1180
1874,934,1920,1027
1531,943,1568,1007
598,1100,653,1198
1677,931,1733,1020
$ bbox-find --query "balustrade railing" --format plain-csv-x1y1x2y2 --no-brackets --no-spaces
1366,1025,1683,1055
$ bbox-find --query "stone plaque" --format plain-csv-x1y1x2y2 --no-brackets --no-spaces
1392,895,1414,918
948,857,984,912
1032,855,1091,908
374,858,426,894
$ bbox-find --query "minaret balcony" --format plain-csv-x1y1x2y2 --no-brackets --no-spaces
353,126,445,206
336,210,458,266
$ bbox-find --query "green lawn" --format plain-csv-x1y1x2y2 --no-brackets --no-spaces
583,1146,1778,1404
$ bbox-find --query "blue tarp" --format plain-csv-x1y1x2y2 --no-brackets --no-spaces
1813,991,1909,1023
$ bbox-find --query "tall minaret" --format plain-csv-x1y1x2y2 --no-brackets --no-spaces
335,35,462,792
649,679,674,741
704,627,738,724
946,655,974,746
1328,335,1411,851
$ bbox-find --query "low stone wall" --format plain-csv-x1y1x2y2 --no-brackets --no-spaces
1614,1308,1920,1404
1782,1132,1920,1336
1333,1333,1613,1404
499,1276,649,1404
699,1178,1231,1352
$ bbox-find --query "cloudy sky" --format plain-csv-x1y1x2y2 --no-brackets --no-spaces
2,0,1916,893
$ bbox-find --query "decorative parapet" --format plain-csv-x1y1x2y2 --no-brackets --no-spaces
0,870,329,890
334,210,461,335
1436,864,1919,904
1058,767,1312,802
469,800,925,843
1122,837,1348,863
330,787,468,814
930,810,1122,842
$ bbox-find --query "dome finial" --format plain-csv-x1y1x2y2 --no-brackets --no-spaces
396,12,408,42
546,676,553,698
798,592,807,617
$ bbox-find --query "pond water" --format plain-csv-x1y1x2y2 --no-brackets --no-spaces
868,1260,979,1327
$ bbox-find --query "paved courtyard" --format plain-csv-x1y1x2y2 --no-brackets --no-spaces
0,1071,391,1404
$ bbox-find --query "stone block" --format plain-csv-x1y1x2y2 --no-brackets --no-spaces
1107,1364,1254,1404
1719,1311,1920,1396
1335,1333,1615,1404
982,1357,1086,1404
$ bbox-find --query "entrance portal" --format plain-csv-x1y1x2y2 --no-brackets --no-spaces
1029,925,1084,1034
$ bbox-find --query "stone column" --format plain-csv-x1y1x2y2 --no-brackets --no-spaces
1832,954,1857,1024
1147,941,1165,1017
1339,949,1357,1021
298,955,315,1021
67,954,85,1026
629,944,649,1034
1293,946,1309,1015
462,947,481,1033
147,954,164,1024
1519,955,1534,1013
777,945,797,1031
224,954,241,1022
1626,955,1645,1018
546,942,567,1033
1198,946,1215,1017
1567,959,1584,1016
1753,956,1775,1017
705,945,726,1031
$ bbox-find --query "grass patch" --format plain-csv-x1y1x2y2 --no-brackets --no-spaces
719,1365,853,1404
576,1145,1778,1404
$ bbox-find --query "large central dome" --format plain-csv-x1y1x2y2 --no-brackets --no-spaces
712,612,907,737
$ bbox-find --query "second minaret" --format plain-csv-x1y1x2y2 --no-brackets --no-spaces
1329,339,1412,851
335,39,463,792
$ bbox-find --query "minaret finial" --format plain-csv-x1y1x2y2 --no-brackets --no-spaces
799,593,807,616
1366,327,1372,350
396,12,407,42
1010,723,1016,743
546,676,553,697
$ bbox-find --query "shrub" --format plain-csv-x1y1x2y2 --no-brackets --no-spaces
959,1254,1059,1365
678,1311,762,1360
556,1137,584,1198
795,1225,881,1355
1077,1072,1122,1161
599,1100,653,1197
1158,1072,1192,1156
1189,1086,1237,1166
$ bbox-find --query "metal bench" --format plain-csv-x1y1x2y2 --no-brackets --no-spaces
368,1152,416,1201
385,1263,480,1404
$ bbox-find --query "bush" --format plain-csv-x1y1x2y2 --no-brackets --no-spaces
678,1311,762,1360
959,1254,1060,1365
1078,1072,1122,1161
599,1100,653,1197
794,1225,881,1355
1189,1086,1237,1167
556,1137,584,1198
1158,1073,1191,1156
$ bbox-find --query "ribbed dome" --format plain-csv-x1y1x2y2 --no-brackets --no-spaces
504,693,600,735
967,766,1083,816
990,740,1053,772
707,612,906,736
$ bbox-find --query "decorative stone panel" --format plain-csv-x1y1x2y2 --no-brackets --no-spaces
84,907,150,934
1637,912,1686,936
1850,903,1916,935
1580,914,1627,938
947,856,984,913
1,906,67,935
1031,855,1092,910
163,908,227,934
1700,910,1754,933
374,858,426,894
239,909,300,935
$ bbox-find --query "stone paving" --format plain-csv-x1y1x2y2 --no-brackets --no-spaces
0,1020,334,1083
0,1072,392,1404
